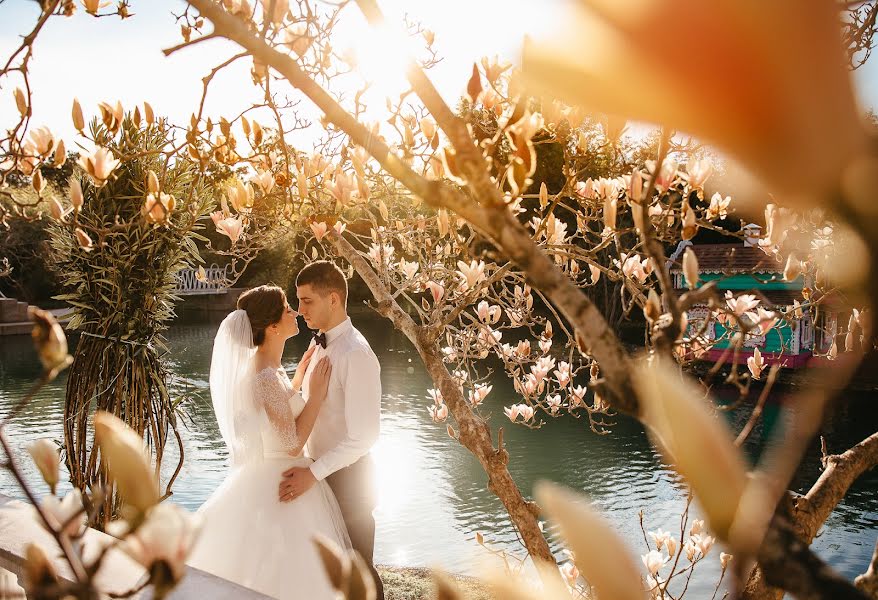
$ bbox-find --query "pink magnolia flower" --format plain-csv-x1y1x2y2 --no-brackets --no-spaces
215,216,244,244
747,347,765,379
142,192,176,225
27,439,59,493
641,550,668,577
725,291,760,316
428,403,448,422
706,193,732,220
685,157,713,192
469,384,492,407
456,259,486,291
41,490,86,537
121,503,202,591
425,281,444,304
77,147,120,187
310,221,329,241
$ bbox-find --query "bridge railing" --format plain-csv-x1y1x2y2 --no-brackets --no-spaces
174,263,231,296
0,493,270,599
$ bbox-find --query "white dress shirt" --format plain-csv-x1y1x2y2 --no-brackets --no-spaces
302,317,381,481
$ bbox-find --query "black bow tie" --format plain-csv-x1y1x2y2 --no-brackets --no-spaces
313,331,327,348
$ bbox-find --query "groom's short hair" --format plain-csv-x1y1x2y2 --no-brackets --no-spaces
296,261,348,305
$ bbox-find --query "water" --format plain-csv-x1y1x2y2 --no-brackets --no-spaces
1,314,876,596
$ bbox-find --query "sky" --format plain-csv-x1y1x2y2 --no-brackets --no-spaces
3,1,878,152
0,0,560,150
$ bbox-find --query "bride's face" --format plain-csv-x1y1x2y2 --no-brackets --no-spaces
275,301,300,339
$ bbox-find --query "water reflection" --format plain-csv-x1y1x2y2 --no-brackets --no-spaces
1,315,876,596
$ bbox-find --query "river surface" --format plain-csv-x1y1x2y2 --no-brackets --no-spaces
1,313,876,596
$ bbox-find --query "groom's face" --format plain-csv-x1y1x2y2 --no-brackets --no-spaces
296,284,332,331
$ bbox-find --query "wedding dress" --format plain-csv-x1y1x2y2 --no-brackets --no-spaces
188,311,351,600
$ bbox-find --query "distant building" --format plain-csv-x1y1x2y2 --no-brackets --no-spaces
669,240,841,368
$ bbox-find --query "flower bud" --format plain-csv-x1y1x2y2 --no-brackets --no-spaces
72,98,84,131
14,87,28,117
70,178,84,211
74,227,93,251
147,170,160,194
93,411,160,512
28,307,70,374
27,439,59,494
53,140,67,168
32,168,45,194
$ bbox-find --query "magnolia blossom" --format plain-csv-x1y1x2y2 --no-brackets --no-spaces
428,403,449,422
725,291,760,316
685,157,713,191
367,243,395,265
574,178,595,199
28,126,56,157
142,192,176,225
682,247,699,290
215,216,244,244
692,533,715,557
468,384,492,407
27,439,59,493
310,221,329,241
641,550,668,577
425,281,444,304
706,193,732,220
553,362,571,386
477,301,501,324
747,347,765,379
546,394,562,413
456,259,486,291
121,503,202,592
571,385,587,407
77,147,120,187
538,338,552,354
514,340,531,359
588,263,601,284
745,307,778,335
226,179,254,212
504,403,535,422
41,490,86,537
82,0,111,15
645,159,677,192
649,529,671,551
684,540,698,562
328,171,356,205
617,253,652,284
251,170,275,194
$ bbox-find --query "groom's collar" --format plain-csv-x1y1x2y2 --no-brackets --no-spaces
322,317,352,346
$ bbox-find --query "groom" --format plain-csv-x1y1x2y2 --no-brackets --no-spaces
279,260,384,599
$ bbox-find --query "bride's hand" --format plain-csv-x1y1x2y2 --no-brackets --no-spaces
291,346,317,391
307,357,332,403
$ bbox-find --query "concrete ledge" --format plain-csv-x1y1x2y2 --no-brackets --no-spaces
0,494,271,599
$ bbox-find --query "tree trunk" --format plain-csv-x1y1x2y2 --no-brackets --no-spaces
331,235,557,575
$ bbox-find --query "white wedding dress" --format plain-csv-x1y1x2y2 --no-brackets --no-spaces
188,311,351,600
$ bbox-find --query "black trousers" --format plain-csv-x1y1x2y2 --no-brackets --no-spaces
326,455,384,600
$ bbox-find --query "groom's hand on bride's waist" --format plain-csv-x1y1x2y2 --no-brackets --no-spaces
279,466,317,502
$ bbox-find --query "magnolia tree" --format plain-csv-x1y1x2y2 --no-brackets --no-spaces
2,1,878,600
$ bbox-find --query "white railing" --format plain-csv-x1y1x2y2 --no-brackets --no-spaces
0,493,271,599
174,263,231,296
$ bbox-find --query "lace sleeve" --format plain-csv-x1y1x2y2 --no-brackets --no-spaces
253,369,300,452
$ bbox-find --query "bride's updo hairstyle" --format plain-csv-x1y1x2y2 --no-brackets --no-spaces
236,285,286,347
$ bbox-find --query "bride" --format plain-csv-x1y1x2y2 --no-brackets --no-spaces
188,284,351,599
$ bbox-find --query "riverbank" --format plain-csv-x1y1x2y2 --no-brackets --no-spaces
380,566,492,600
